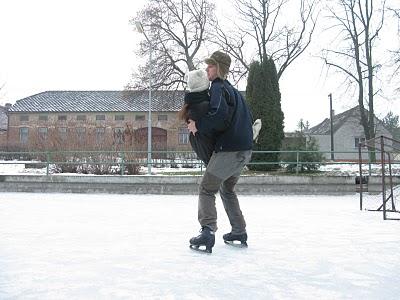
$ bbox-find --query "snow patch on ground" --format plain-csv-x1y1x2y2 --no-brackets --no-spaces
319,163,400,176
1,160,399,176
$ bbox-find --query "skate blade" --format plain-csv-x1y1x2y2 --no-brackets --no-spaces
189,244,212,254
224,240,248,248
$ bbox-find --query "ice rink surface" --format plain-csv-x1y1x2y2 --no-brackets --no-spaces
0,193,399,299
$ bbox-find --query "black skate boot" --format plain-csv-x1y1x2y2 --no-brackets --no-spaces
189,226,215,253
223,232,248,247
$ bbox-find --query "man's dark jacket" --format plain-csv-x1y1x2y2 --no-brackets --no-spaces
196,78,253,152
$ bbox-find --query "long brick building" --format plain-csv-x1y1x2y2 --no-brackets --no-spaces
5,90,191,151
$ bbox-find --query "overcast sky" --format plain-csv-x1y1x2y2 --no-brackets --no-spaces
0,0,398,131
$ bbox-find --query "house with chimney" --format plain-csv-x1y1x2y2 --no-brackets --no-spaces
307,106,393,161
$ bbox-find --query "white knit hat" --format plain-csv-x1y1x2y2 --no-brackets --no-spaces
186,69,209,92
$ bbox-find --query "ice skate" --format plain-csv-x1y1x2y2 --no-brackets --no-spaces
189,226,215,253
223,232,248,247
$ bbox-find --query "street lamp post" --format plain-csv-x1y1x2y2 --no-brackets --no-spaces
329,93,334,161
135,21,152,175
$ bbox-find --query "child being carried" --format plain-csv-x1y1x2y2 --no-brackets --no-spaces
178,69,215,165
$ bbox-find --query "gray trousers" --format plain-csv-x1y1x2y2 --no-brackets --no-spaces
198,150,252,233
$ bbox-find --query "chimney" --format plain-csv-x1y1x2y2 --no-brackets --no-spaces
4,103,11,111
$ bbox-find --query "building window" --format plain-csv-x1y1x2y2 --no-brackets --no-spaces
96,114,105,121
58,115,67,121
115,115,125,121
58,127,67,141
38,127,48,141
76,115,87,121
19,127,29,144
114,127,124,144
135,115,145,121
96,127,105,144
355,137,366,148
20,115,29,122
39,115,48,121
158,115,168,121
76,127,86,143
178,127,189,144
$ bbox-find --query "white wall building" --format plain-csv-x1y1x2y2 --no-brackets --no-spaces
308,106,393,161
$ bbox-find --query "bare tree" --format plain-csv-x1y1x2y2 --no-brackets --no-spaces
127,0,216,90
213,0,319,83
389,8,400,77
322,0,386,158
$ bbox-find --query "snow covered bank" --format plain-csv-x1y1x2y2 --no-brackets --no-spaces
1,161,399,177
0,193,399,299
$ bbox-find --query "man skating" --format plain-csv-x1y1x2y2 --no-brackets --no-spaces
188,51,253,253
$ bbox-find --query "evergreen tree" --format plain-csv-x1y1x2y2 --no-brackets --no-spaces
280,130,325,173
246,56,284,171
382,111,400,141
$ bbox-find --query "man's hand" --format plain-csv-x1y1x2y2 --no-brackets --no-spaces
187,119,198,136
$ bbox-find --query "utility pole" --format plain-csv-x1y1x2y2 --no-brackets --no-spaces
329,93,334,161
135,21,152,175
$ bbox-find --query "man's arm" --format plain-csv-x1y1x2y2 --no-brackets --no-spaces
195,82,230,135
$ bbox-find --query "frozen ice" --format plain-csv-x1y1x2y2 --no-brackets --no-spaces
0,193,399,299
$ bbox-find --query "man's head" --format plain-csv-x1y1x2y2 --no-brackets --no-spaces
205,51,231,80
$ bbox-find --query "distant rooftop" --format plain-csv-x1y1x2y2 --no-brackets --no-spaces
308,106,362,135
8,90,186,113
